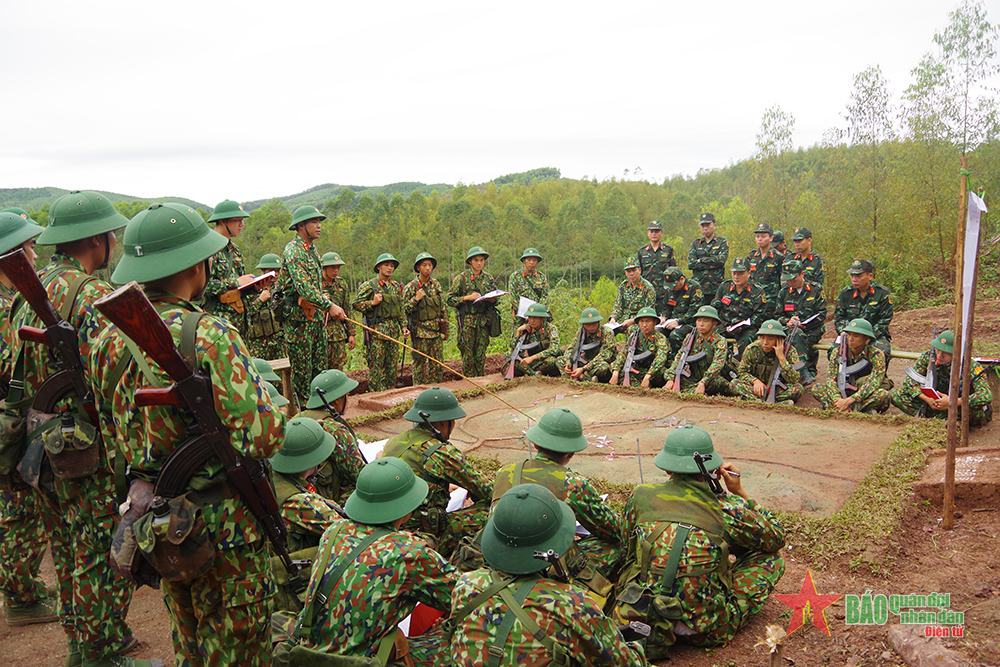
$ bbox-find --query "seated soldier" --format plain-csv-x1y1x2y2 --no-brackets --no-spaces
510,302,561,377
449,484,650,667
561,307,617,383
733,320,804,404
616,426,785,658
659,267,703,354
712,257,769,357
609,307,670,389
891,330,993,426
382,387,492,558
665,305,732,395
813,318,890,414
774,258,826,383
294,457,458,666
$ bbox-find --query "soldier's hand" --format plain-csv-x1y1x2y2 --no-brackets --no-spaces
348,335,356,350
329,303,346,320
403,328,410,339
753,378,767,398
467,292,481,302
641,375,651,389
833,396,854,412
664,318,679,330
932,394,950,410
258,288,271,302
569,368,584,380
609,371,620,386
775,345,787,364
694,381,706,395
623,318,635,327
372,293,383,305
516,323,530,335
719,463,748,498
414,288,426,301
788,315,801,327
668,379,680,392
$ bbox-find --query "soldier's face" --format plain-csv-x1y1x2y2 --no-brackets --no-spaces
625,267,641,284
847,331,870,352
378,262,397,278
638,318,656,335
936,351,953,365
522,257,539,272
647,229,662,244
850,272,872,290
793,237,812,254
222,218,244,237
583,322,600,334
755,232,772,249
417,259,435,278
696,317,717,335
785,272,804,289
700,222,715,238
760,334,781,353
302,219,322,240
469,255,486,273
527,316,544,329
732,269,749,287
323,265,341,281
21,239,37,264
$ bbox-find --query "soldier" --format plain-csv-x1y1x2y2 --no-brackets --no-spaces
607,257,655,332
449,484,649,667
659,267,703,353
746,222,784,302
813,318,890,414
295,457,458,665
712,257,770,356
891,330,993,426
91,201,285,667
637,220,676,315
353,253,407,393
561,307,617,383
834,259,893,362
616,426,785,657
244,253,285,360
202,199,253,336
279,205,347,402
446,246,498,378
507,247,549,320
382,387,492,558
688,212,729,305
666,305,732,395
609,307,670,389
509,302,561,377
403,251,447,385
790,226,825,286
733,320,804,404
320,251,355,372
773,258,827,383
771,230,787,254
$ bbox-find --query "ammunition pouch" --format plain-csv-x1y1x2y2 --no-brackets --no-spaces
417,505,446,537
271,546,318,613
26,407,99,480
220,289,245,314
439,318,449,337
489,306,501,338
0,393,29,491
249,307,282,340
133,493,215,583
110,478,162,589
449,532,485,572
616,582,681,659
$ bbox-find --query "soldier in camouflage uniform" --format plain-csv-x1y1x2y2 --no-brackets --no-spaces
202,199,253,337
404,252,447,385
449,484,649,667
659,267,703,353
446,246,498,377
616,426,785,658
91,202,285,667
688,212,729,306
320,252,355,372
244,253,285,360
560,308,617,383
353,253,406,393
771,230,787,254
509,302,561,377
607,257,655,332
609,307,670,389
279,205,346,402
774,258,827,382
382,387,492,558
790,226,825,286
834,258,894,362
507,247,549,320
712,257,770,356
666,305,732,395
813,318,890,414
733,320,804,404
746,222,785,303
637,220,676,315
891,330,993,426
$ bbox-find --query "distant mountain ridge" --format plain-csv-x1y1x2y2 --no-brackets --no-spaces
0,187,205,212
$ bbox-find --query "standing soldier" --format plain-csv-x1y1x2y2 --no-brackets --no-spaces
607,257,655,331
297,370,365,504
637,220,676,315
280,205,346,402
509,302,561,377
688,212,729,306
609,307,670,388
773,258,826,383
665,305,732,396
321,252,355,372
771,230,787,254
446,246,498,378
834,259,893,362
746,222,784,303
813,318,890,414
561,307,617,383
203,199,252,336
403,252,447,385
733,320,804,404
244,253,284,360
790,227,825,286
507,247,549,320
659,267,703,353
353,253,406,393
712,258,769,357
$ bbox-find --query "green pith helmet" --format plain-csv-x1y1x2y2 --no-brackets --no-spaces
253,358,280,382
654,425,720,474
635,306,658,322
413,251,437,272
624,257,640,270
931,330,955,354
524,302,551,319
305,369,359,409
756,320,787,338
403,386,466,423
263,381,289,408
465,246,489,263
482,484,576,575
578,307,603,324
345,457,429,525
288,205,325,230
694,305,721,322
39,190,128,245
207,199,250,223
321,252,345,267
111,203,227,284
0,211,43,254
843,318,875,339
256,253,281,270
372,252,399,273
520,247,542,262
526,408,588,453
1,207,30,218
270,418,335,474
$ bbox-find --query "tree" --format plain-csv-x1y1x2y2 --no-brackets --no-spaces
750,105,798,231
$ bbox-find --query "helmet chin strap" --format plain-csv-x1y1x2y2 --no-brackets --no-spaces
99,232,111,271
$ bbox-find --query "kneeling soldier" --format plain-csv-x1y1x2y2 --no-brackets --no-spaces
733,320,804,404
561,307,617,383
609,307,670,388
813,318,890,414
510,302,561,377
666,305,732,395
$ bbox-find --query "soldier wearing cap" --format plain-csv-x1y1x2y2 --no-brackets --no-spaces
295,457,459,665
688,212,729,306
353,253,408,393
321,252,356,372
666,305,732,395
280,205,347,401
813,318,890,413
771,230,787,254
834,259,893,362
560,307,616,383
890,330,993,426
446,246,498,377
659,267,703,354
638,220,677,315
244,253,286,360
510,302,562,377
382,387,492,557
508,247,550,321
449,484,649,667
746,222,785,302
608,257,656,332
609,307,670,388
733,320,804,404
616,426,785,656
203,199,254,337
774,258,827,382
404,252,447,385
790,227,825,286
711,257,770,356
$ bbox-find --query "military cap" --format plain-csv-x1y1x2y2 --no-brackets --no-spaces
847,258,874,274
270,418,335,474
288,205,325,230
756,319,787,337
527,408,588,453
694,305,721,322
207,199,249,223
256,253,281,270
699,212,716,225
345,457,429,525
635,306,659,322
930,330,955,354
731,257,750,272
647,220,663,231
654,425,720,474
524,302,551,319
321,251,345,267
753,222,774,235
263,381,289,408
413,251,437,271
0,207,30,218
843,318,875,339
40,190,128,245
372,252,399,273
624,257,641,270
253,358,280,382
0,210,43,255
578,307,603,324
772,230,785,244
663,266,684,285
465,246,489,263
482,484,576,575
403,386,467,423
791,227,812,241
305,369,359,409
520,247,542,262
781,258,805,282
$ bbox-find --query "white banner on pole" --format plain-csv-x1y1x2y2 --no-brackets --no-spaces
962,192,987,369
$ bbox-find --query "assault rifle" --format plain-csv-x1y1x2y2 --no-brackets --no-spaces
505,332,539,380
532,549,570,583
672,330,706,389
569,326,587,372
418,410,450,446
94,282,306,591
765,325,807,404
836,334,869,400
315,387,363,457
622,330,639,387
693,452,724,496
904,328,941,417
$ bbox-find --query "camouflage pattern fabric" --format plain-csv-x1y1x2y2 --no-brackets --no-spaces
353,276,405,393
609,277,656,325
733,339,803,403
791,251,826,286
665,330,732,395
746,247,785,302
688,235,730,304
273,473,340,554
559,326,618,383
446,269,496,377
890,352,992,426
403,276,446,385
812,341,890,413
280,235,334,401
834,283,894,359
613,329,670,387
637,242,676,313
507,270,549,318
324,275,355,372
203,239,250,337
511,323,561,377
661,278,703,352
711,280,770,355
296,408,365,504
774,282,827,378
245,288,286,361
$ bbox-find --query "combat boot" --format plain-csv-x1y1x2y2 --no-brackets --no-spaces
4,595,59,626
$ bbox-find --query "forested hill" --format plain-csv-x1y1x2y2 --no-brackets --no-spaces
0,187,204,212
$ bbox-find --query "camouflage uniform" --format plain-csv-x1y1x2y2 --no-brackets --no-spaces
353,277,405,393
280,235,333,402
610,277,656,326
734,339,803,403
559,326,617,383
688,235,730,305
774,282,827,379
244,289,285,361
834,284,894,360
890,352,992,426
665,330,731,395
323,275,354,372
746,247,785,302
90,290,285,667
446,269,496,377
382,426,493,558
403,276,446,385
203,240,251,337
613,329,670,388
507,270,549,319
295,408,365,504
511,323,561,377
711,280,770,355
812,341,890,413
637,243,676,314
661,277,703,352
791,251,826,286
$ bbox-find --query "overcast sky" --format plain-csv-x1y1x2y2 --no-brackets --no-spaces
2,0,995,206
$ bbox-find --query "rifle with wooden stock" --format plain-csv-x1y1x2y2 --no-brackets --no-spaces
836,333,869,400
904,328,941,417
765,325,807,404
672,330,706,390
